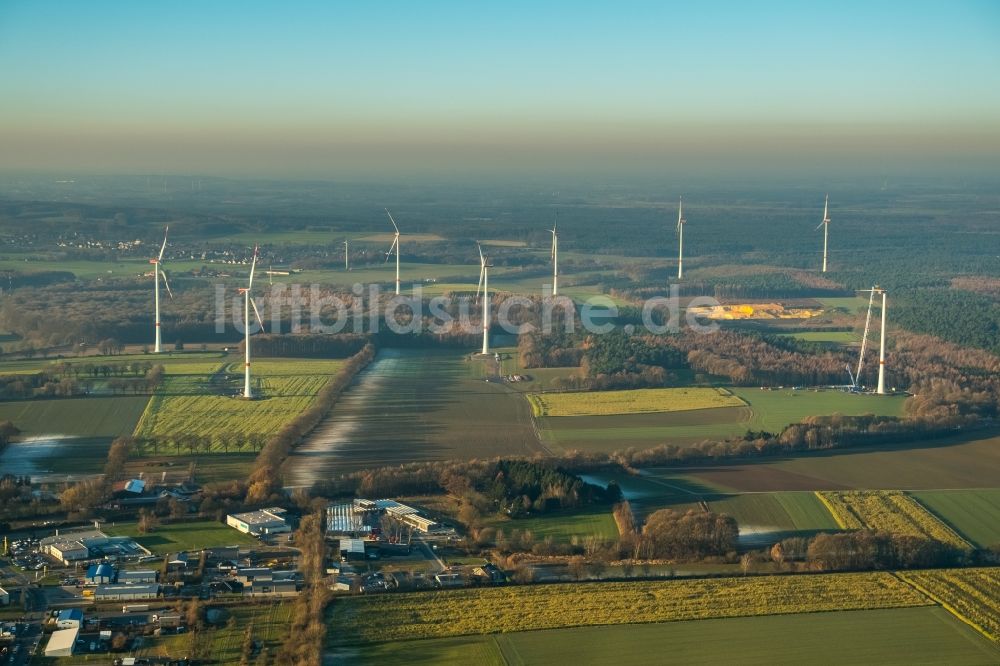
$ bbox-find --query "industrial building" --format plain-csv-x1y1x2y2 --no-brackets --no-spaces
339,538,366,561
55,608,83,629
329,498,440,535
243,578,297,597
94,583,159,601
326,501,371,535
86,563,115,585
45,626,79,657
118,569,158,584
226,507,290,536
40,529,109,564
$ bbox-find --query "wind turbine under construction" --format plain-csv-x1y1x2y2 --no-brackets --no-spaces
476,242,493,355
817,194,831,272
385,210,401,295
149,226,173,353
856,285,888,395
240,246,265,399
550,216,559,296
676,197,685,280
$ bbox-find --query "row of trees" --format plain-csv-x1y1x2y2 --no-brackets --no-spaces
246,342,377,502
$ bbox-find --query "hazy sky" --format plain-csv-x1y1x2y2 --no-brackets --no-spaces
2,1,999,179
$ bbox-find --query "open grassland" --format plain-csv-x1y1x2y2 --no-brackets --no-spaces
683,432,1000,492
133,358,343,447
909,489,1000,548
105,519,257,553
345,607,999,666
138,602,293,662
528,387,744,417
0,395,148,437
899,568,1000,643
817,490,972,549
485,508,619,543
492,346,583,392
709,492,839,537
328,572,928,645
537,387,905,453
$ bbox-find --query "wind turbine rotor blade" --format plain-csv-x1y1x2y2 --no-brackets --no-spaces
385,209,400,235
384,237,398,262
157,226,169,262
160,271,174,299
247,246,259,290
815,221,825,230
249,297,264,330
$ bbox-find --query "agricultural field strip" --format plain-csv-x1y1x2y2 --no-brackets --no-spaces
133,359,343,444
898,568,1000,642
816,491,973,549
528,387,745,417
329,572,929,644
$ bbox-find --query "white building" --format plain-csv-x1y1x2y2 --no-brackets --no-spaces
94,583,159,601
327,502,371,535
226,507,290,536
119,569,158,584
39,529,110,564
45,627,79,657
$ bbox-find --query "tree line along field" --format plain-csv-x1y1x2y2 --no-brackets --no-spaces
328,571,929,645
348,607,998,666
535,387,907,453
132,358,344,451
527,387,745,417
816,491,973,549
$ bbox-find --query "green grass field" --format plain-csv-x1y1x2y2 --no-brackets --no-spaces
104,519,257,553
682,432,1000,492
536,387,906,453
708,491,839,541
0,394,151,475
528,387,744,417
909,489,1000,548
133,358,343,446
345,607,999,666
485,508,619,543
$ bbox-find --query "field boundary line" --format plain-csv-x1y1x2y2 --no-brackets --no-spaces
813,491,849,529
904,492,977,550
895,572,997,643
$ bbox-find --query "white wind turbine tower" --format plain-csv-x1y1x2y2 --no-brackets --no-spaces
385,209,401,295
239,246,264,399
343,240,350,271
550,217,559,296
149,226,173,353
857,286,888,394
816,194,831,272
676,197,685,280
475,242,493,355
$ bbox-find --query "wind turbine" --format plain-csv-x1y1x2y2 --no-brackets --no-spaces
857,286,888,395
816,194,830,272
343,240,350,271
550,216,559,296
676,197,685,280
385,210,401,295
855,288,876,385
239,246,264,399
149,226,173,353
475,242,493,355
